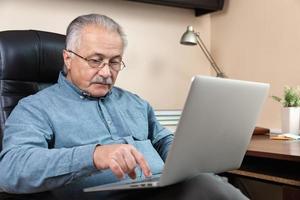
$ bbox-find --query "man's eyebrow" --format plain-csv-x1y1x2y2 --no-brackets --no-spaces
90,53,122,59
93,53,104,56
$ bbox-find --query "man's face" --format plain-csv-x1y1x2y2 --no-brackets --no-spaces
63,25,124,97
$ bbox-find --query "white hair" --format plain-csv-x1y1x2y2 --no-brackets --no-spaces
66,13,127,51
64,14,127,73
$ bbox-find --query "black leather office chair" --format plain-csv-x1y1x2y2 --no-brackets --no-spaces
0,30,65,151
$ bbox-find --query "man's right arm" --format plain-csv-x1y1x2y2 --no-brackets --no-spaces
0,99,152,194
0,100,97,194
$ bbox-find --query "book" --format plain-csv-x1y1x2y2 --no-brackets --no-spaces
154,110,182,116
155,109,181,133
156,116,180,121
159,121,178,126
270,133,300,140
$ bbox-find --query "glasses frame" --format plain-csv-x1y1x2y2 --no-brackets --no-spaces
65,49,126,72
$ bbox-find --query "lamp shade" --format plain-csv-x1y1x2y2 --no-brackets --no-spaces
180,26,197,45
180,25,227,78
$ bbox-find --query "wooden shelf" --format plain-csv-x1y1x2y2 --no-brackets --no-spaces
127,0,224,16
228,169,300,187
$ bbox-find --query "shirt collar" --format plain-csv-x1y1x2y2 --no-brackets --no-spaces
57,71,112,100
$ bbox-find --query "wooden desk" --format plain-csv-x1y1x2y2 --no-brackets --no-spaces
225,135,300,199
247,134,300,161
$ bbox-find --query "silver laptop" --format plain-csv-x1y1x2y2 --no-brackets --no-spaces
84,75,269,192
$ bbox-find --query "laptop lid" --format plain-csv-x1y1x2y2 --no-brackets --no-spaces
159,75,269,186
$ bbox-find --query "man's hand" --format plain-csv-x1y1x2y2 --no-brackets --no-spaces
93,144,152,179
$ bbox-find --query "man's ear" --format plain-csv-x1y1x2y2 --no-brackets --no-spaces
63,50,72,70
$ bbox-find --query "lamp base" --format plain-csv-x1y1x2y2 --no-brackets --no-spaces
217,73,227,78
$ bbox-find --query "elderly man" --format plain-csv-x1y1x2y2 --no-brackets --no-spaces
0,14,247,199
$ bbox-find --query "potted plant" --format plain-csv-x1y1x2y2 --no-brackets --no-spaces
272,86,300,134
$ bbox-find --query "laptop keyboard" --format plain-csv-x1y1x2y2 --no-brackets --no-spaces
125,174,161,185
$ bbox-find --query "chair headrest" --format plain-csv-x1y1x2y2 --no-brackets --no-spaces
0,30,65,151
0,30,65,82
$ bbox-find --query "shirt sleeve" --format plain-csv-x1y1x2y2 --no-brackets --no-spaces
146,103,174,161
153,134,174,161
0,99,98,193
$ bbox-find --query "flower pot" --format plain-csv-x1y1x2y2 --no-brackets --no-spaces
281,107,300,134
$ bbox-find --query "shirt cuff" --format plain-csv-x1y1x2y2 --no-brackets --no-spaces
70,143,99,178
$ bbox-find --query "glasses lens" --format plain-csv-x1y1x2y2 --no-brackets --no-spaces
109,63,121,71
88,59,102,68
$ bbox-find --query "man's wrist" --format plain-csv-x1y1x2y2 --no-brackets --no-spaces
93,144,106,170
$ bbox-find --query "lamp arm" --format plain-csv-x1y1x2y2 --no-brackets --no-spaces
195,33,226,77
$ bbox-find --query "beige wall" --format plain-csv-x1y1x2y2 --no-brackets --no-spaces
211,0,300,129
0,0,211,109
2,0,293,129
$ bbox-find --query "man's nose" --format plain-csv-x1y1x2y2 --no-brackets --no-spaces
97,63,111,78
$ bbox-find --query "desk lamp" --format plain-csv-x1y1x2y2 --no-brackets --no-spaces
180,25,227,78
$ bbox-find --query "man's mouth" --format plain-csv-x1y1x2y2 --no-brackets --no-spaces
92,82,110,86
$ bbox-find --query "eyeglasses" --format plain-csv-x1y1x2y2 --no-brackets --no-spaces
66,49,126,72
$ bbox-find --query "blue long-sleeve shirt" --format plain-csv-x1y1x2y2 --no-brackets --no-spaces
0,72,173,193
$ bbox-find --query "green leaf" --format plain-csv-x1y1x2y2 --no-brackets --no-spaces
272,86,300,107
271,96,281,102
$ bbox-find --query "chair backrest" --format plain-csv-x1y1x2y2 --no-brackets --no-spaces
0,30,65,151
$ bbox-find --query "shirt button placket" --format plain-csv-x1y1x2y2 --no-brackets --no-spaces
98,100,115,133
